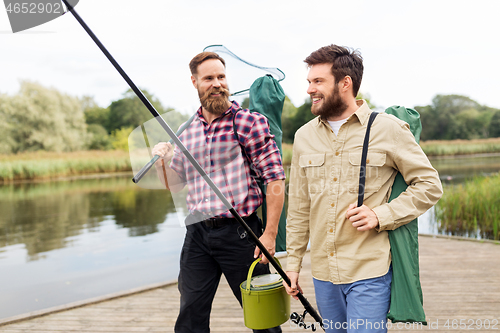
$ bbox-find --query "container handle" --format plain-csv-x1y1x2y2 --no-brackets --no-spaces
245,257,282,292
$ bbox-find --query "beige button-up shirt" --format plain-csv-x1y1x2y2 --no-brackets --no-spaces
286,100,443,284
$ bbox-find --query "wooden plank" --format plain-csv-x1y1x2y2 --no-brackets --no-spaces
0,280,178,327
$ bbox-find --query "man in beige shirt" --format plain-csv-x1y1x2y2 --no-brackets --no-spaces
284,45,443,332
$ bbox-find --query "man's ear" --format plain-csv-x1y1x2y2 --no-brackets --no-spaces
339,76,353,95
191,75,197,89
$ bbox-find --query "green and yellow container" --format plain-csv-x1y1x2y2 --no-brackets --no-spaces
240,258,290,330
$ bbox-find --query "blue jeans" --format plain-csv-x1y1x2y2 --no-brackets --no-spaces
313,267,392,333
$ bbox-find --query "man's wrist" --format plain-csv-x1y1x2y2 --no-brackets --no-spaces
372,204,394,231
263,228,278,238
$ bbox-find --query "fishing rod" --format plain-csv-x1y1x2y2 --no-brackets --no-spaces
61,1,324,330
131,113,196,184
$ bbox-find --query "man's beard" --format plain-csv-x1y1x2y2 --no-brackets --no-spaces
199,86,230,116
311,85,348,120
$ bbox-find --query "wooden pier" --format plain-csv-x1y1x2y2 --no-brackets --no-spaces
1,235,499,332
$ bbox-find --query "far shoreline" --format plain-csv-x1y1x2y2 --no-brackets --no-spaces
2,137,500,182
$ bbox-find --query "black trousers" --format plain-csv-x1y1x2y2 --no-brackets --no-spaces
174,213,282,333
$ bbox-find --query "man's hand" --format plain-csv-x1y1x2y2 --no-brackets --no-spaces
151,142,184,191
254,230,276,264
346,203,379,231
151,142,174,168
283,271,302,300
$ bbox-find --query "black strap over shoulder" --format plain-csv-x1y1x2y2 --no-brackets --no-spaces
357,112,379,207
232,107,245,153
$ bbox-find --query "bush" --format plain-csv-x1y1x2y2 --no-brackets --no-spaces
87,124,112,150
111,127,134,151
0,81,88,153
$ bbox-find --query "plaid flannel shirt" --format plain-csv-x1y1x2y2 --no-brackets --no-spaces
170,101,285,218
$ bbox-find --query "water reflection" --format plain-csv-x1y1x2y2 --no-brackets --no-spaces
430,153,500,184
0,177,178,262
0,175,188,320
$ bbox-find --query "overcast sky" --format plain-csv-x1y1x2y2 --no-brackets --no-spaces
1,0,499,115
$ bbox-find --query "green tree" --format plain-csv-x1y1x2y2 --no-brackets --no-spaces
81,95,110,127
281,96,298,143
107,89,165,133
0,81,87,153
282,96,298,119
111,127,134,151
448,109,483,140
240,97,250,109
356,92,376,109
81,96,112,150
87,124,112,150
489,111,500,138
282,99,315,143
415,94,493,141
0,94,15,154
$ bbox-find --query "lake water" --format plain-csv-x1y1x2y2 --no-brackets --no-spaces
1,153,499,320
0,176,187,319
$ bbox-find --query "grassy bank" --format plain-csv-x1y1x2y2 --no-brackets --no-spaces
0,150,131,183
421,138,500,156
436,173,500,240
282,138,500,161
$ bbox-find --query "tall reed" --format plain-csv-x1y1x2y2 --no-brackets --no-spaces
421,138,500,156
436,173,500,240
0,151,131,183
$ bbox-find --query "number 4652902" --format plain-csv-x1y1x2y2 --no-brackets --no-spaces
6,2,63,14
444,319,499,330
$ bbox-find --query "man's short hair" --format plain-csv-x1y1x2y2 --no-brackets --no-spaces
189,52,226,76
304,45,363,97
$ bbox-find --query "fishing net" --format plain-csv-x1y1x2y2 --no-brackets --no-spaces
129,46,285,227
203,45,285,97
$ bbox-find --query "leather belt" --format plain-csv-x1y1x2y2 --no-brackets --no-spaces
194,212,257,228
203,217,238,228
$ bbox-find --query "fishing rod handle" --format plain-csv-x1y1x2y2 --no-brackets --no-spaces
131,113,196,184
132,137,175,184
132,155,160,183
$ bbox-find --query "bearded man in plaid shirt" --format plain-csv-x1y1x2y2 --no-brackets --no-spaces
152,52,285,333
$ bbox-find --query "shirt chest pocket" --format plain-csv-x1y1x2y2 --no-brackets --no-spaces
299,153,326,194
348,151,386,194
